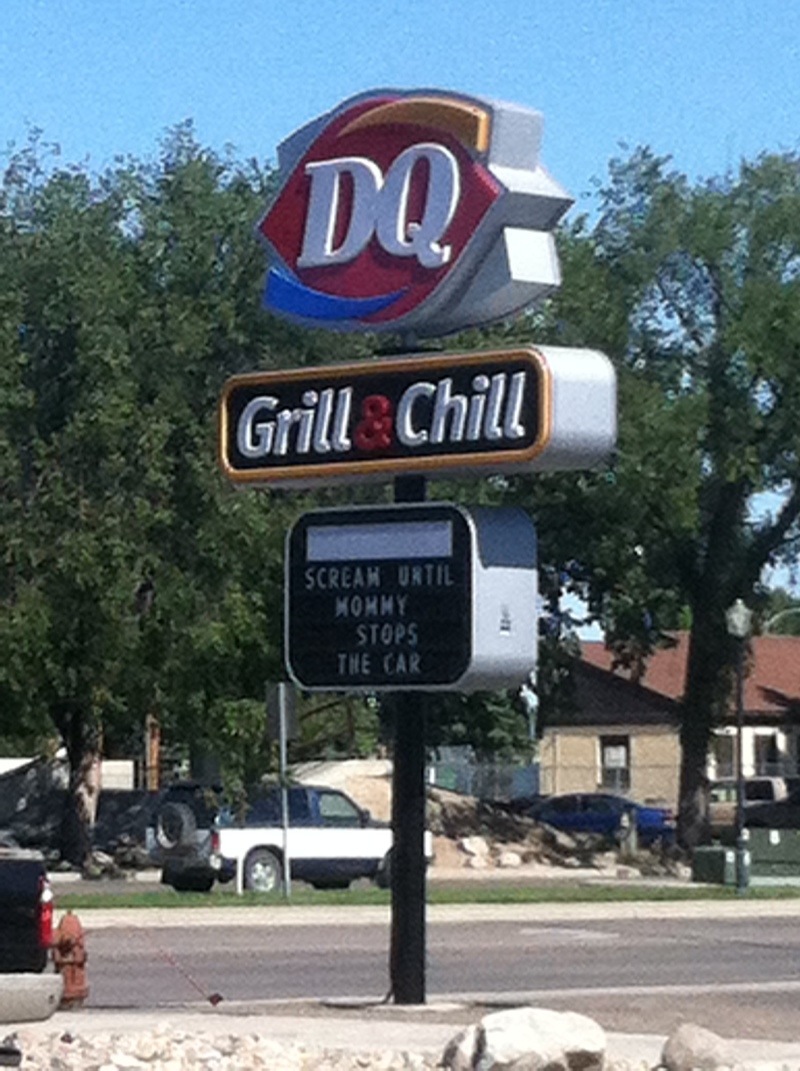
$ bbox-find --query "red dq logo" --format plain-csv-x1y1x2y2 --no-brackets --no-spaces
258,90,572,337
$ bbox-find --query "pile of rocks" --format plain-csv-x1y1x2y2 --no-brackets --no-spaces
6,1011,784,1071
4,1026,439,1070
427,786,688,879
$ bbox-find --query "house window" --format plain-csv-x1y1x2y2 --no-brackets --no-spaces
600,735,630,791
754,732,780,776
711,733,735,780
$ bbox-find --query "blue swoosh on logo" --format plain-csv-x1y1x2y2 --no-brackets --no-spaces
263,268,406,322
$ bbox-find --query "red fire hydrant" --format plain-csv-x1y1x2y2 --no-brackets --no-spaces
52,911,89,1008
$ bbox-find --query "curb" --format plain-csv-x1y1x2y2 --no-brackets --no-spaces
63,894,800,931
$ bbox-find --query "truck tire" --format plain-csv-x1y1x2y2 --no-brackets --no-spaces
244,848,282,893
168,871,215,893
156,802,197,850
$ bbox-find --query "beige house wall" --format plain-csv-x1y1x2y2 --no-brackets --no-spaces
631,731,680,807
540,725,680,808
539,732,597,795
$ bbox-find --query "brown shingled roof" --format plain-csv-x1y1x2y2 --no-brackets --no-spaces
580,632,800,717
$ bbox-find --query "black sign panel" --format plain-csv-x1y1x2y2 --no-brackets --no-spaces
286,504,472,690
220,347,548,488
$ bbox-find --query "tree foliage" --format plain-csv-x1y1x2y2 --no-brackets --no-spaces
504,146,800,844
0,127,371,862
4,127,799,858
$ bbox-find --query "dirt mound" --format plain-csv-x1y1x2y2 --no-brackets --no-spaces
293,759,393,821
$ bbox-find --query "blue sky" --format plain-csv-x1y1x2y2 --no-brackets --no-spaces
3,0,799,215
3,0,798,609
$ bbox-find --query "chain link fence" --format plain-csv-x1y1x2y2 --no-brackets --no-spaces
428,755,539,801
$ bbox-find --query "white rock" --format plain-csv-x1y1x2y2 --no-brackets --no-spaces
403,1053,432,1070
594,851,618,869
497,851,522,869
109,1051,147,1069
615,865,640,880
441,1023,480,1071
443,1006,605,1071
460,836,491,858
130,1033,168,1061
733,1062,799,1071
662,1022,736,1070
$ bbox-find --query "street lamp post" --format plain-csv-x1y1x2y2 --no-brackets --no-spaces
725,598,753,896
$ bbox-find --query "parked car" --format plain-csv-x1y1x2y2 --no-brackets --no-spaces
524,792,676,846
146,781,235,892
745,783,800,829
709,776,790,831
217,783,397,892
0,846,54,973
148,781,401,893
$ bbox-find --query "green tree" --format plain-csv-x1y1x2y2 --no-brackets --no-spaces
1,125,386,863
0,128,355,863
507,147,800,845
1,141,159,861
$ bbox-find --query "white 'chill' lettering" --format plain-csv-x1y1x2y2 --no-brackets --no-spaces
395,372,527,447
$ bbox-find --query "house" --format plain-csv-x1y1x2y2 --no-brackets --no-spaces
539,633,800,808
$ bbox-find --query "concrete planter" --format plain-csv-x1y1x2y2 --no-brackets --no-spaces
0,973,63,1024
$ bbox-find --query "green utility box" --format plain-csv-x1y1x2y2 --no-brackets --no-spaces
747,828,800,877
692,845,749,885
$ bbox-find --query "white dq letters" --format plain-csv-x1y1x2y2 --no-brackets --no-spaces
297,143,460,270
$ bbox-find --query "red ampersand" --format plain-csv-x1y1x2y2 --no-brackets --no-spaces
355,394,394,452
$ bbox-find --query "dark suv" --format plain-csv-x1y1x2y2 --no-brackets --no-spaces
146,782,234,892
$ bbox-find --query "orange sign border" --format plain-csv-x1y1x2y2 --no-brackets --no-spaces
218,347,553,487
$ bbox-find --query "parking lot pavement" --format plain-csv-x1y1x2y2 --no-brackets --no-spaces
25,880,800,1063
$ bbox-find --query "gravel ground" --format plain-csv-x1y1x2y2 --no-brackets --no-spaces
3,1024,651,1070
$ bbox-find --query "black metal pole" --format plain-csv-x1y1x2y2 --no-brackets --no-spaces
389,473,427,1005
389,691,427,1003
734,638,748,895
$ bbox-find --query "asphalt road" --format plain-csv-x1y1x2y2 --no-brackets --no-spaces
80,910,800,1041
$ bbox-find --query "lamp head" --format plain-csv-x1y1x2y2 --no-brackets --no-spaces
726,598,753,639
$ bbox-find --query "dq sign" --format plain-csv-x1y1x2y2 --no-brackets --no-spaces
259,89,573,337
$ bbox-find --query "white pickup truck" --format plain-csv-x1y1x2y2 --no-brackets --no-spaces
709,776,790,831
150,782,404,893
217,783,397,893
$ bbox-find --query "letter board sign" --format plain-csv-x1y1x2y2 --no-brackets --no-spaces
286,503,537,692
287,504,472,690
258,89,572,337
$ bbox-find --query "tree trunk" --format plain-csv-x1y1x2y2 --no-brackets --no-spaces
677,711,711,849
677,613,733,848
54,702,103,869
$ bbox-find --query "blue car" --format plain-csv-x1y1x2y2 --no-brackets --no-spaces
526,792,676,846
